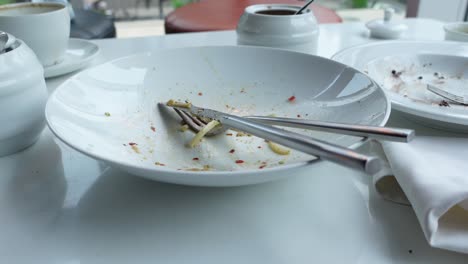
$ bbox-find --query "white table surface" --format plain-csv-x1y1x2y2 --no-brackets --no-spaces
2,18,467,263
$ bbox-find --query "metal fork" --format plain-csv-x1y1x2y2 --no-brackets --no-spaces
427,84,468,106
174,108,227,136
173,108,414,142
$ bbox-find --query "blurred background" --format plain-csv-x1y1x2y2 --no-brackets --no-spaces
1,0,467,38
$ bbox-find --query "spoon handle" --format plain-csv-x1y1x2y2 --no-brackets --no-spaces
295,0,315,15
246,116,415,143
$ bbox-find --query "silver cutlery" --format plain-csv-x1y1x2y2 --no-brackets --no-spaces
296,0,315,15
172,107,414,142
427,84,468,106
245,116,414,142
0,31,8,54
161,103,383,175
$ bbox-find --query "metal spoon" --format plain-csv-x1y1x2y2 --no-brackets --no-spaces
295,0,315,15
0,31,8,54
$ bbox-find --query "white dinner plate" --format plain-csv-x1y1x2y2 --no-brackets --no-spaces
44,38,99,78
46,46,389,186
332,41,468,132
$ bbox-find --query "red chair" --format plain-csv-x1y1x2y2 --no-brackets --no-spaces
165,0,342,34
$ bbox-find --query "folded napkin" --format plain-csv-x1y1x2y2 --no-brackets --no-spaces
372,136,468,254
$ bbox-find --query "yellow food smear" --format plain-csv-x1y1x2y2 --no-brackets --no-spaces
167,99,191,108
267,141,291,155
180,124,189,132
188,120,220,148
234,131,253,137
131,145,140,154
185,165,211,171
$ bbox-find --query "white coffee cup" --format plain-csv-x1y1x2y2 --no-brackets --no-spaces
0,2,70,67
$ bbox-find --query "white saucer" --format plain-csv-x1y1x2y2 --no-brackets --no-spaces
44,38,99,78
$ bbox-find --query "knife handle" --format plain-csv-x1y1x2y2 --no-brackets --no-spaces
221,115,382,175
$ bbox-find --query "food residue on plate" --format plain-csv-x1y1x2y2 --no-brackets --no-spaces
267,141,291,155
366,56,468,108
391,69,403,78
184,165,211,171
439,100,450,107
236,132,252,137
187,119,220,148
166,99,191,108
128,142,140,154
154,98,303,171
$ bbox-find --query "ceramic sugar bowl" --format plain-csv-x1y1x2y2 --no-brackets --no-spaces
0,35,48,156
237,4,319,54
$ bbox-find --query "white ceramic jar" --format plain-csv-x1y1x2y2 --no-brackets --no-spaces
236,4,319,54
0,37,48,156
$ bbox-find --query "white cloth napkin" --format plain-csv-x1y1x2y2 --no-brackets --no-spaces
372,136,468,254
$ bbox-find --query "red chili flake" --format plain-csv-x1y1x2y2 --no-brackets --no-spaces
192,157,199,161
150,126,156,132
257,146,262,149
297,114,301,118
235,160,244,164
129,142,138,146
259,165,267,169
226,133,233,136
198,92,203,96
288,95,296,102
229,149,235,154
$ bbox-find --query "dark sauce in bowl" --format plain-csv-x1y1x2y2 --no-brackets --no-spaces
255,9,297,15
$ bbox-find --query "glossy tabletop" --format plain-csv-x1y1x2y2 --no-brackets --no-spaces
2,19,467,263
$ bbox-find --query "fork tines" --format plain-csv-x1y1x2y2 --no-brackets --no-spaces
173,108,220,136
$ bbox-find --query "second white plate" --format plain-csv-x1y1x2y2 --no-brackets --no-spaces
332,41,468,132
